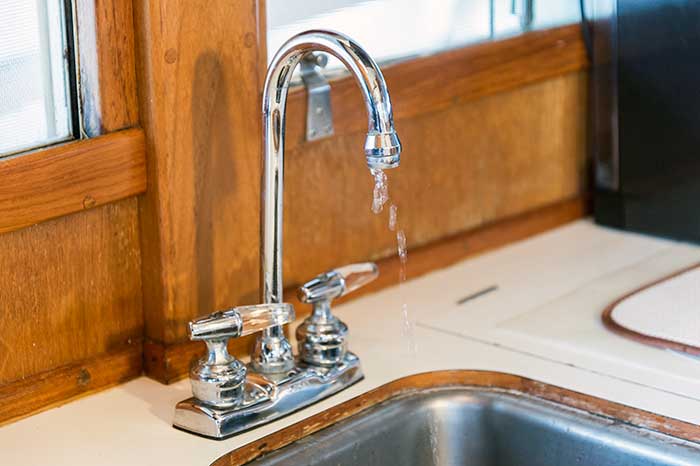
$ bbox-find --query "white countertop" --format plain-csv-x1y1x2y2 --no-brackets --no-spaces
3,219,700,465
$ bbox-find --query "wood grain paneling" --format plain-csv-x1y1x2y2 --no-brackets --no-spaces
281,71,588,297
0,198,143,385
75,0,139,134
144,195,587,384
135,0,266,345
213,371,700,465
0,129,146,234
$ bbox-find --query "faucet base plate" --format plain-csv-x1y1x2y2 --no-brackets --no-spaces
173,353,363,439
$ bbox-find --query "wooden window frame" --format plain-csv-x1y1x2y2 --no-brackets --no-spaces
0,0,145,235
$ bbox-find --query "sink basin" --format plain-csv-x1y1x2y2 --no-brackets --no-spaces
213,371,700,466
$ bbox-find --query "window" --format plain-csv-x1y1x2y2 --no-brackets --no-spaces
0,0,75,157
267,0,581,74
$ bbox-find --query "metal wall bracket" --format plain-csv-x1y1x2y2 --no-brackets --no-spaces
300,53,334,141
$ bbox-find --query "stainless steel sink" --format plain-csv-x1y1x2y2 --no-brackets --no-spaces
245,388,700,466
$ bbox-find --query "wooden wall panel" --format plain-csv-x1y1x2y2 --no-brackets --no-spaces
282,72,588,288
0,198,143,385
135,0,265,345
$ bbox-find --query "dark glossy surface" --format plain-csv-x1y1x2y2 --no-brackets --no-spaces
249,388,700,466
594,0,700,243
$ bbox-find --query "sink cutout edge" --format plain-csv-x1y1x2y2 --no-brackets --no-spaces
212,370,700,465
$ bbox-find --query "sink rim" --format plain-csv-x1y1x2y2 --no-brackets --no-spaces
212,370,700,466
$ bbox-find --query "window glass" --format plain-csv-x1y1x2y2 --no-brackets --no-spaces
267,0,581,75
0,0,74,157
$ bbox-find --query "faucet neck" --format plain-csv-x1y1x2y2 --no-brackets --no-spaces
260,30,398,305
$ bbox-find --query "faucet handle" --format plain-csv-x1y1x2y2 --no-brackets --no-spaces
188,303,294,408
296,263,378,367
298,262,379,304
190,303,295,341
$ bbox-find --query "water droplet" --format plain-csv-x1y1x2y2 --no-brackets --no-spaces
402,303,417,356
389,204,398,231
397,229,407,265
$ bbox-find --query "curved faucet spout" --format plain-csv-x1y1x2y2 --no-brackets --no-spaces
263,30,402,171
255,30,401,373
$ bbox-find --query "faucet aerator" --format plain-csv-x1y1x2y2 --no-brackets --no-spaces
364,131,402,169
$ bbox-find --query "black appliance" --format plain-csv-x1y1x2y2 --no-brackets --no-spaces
591,0,700,243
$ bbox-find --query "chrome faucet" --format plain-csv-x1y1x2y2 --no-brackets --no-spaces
173,30,401,439
255,29,401,373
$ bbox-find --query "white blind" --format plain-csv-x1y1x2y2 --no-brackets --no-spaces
0,0,73,157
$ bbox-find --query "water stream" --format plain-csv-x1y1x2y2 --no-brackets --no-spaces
370,168,416,355
370,168,389,214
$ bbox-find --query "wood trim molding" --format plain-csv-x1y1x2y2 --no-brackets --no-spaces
75,0,139,134
144,196,588,384
284,24,588,150
0,342,142,426
0,129,147,235
213,370,700,465
602,263,700,356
